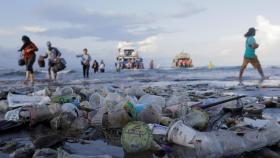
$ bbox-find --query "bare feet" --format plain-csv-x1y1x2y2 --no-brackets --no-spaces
238,78,244,86
260,76,269,82
238,81,244,86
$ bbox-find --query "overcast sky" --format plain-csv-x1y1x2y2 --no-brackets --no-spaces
0,0,279,69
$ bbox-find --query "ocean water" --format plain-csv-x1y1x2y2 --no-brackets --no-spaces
0,66,280,84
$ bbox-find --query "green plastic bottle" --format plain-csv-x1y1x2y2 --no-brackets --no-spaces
51,96,72,104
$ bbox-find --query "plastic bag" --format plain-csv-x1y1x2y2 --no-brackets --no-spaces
123,102,161,124
52,58,66,73
168,120,280,158
61,103,79,117
4,108,21,122
53,87,74,96
89,93,105,110
18,58,25,66
38,56,45,68
7,93,50,108
138,94,165,114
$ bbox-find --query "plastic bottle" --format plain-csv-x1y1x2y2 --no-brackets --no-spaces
51,96,72,104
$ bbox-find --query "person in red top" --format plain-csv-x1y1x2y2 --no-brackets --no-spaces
18,35,38,85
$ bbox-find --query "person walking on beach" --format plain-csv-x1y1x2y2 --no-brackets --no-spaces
43,41,61,81
18,35,38,85
92,60,99,73
239,27,268,85
99,60,105,73
77,48,91,78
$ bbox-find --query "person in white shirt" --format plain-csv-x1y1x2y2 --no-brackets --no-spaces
76,48,92,78
99,60,105,73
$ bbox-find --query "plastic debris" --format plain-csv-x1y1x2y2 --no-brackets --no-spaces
50,112,76,130
9,144,34,158
125,87,146,98
54,87,74,96
106,107,132,128
88,93,105,111
149,124,168,136
121,121,153,153
7,93,50,108
138,94,165,113
168,119,280,158
167,120,197,148
79,101,91,111
61,103,79,117
243,103,266,114
88,108,106,128
32,148,57,158
123,102,161,124
2,83,280,158
183,108,209,130
4,108,21,122
32,87,51,96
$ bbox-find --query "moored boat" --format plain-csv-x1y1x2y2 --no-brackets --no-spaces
172,51,193,68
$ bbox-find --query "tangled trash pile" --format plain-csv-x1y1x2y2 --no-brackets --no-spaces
1,83,280,158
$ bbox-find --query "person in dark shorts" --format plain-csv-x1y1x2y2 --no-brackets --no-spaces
77,48,91,78
92,60,99,73
43,41,62,81
239,27,268,85
18,35,38,85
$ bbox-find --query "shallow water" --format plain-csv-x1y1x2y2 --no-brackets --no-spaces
1,66,280,89
1,66,280,99
1,66,280,82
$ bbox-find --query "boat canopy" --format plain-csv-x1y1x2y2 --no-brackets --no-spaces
175,52,190,60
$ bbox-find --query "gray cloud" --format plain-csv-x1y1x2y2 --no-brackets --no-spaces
169,7,206,19
32,4,160,41
43,25,160,41
168,1,206,19
32,2,205,41
34,5,153,26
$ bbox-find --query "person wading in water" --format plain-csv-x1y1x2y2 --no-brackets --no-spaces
18,35,38,85
239,27,268,85
43,41,62,81
77,48,92,78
